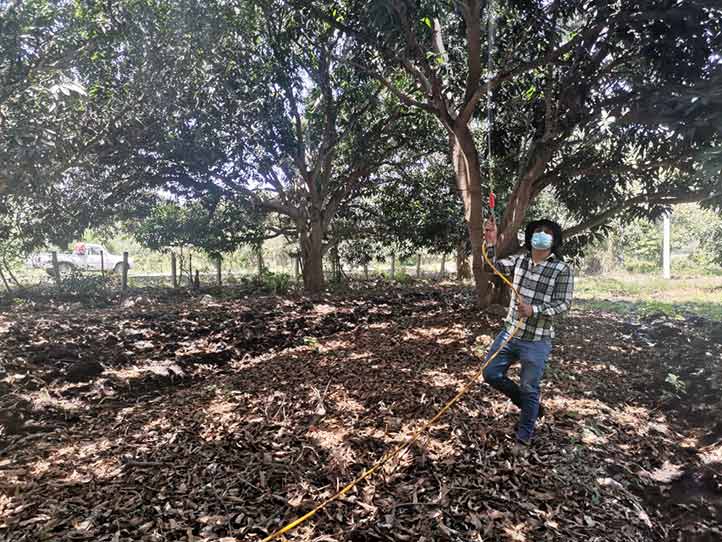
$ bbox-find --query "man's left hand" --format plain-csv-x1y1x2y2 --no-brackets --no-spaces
518,301,534,318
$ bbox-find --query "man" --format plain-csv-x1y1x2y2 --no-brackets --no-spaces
482,217,574,446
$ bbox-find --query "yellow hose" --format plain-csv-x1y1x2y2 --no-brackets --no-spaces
260,241,521,542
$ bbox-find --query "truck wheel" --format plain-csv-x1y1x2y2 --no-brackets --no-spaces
113,262,127,274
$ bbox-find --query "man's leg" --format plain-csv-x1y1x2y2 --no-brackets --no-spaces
482,331,520,402
515,339,552,443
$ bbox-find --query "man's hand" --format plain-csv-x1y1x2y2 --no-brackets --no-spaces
484,216,497,246
518,301,534,318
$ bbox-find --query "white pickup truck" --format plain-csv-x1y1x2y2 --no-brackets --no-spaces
27,243,134,275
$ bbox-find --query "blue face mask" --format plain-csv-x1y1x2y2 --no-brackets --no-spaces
531,231,553,250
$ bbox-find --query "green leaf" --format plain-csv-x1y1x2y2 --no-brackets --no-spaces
421,16,432,29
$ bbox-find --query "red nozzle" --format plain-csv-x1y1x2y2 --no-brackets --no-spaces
489,192,496,210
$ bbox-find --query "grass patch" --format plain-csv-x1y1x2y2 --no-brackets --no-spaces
575,273,722,321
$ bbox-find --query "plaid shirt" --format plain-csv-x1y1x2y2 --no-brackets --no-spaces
486,246,574,341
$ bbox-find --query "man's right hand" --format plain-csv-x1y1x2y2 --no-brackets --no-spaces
484,217,497,246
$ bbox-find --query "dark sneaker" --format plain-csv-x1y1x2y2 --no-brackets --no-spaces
512,404,546,433
512,438,532,457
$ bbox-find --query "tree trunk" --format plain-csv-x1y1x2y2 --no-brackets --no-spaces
496,142,554,256
450,127,555,305
178,247,183,286
485,144,555,306
439,253,446,278
390,252,396,280
330,244,342,283
0,266,11,293
3,261,22,287
256,242,264,277
416,254,422,278
450,127,490,303
363,263,369,280
455,240,471,281
299,218,324,294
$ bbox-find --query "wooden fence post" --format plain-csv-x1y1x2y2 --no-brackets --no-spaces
216,256,222,286
257,244,264,277
122,252,129,293
52,251,60,288
100,250,105,276
171,252,177,288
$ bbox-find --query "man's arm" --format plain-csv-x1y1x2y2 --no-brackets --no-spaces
483,217,518,277
532,266,574,317
484,245,518,277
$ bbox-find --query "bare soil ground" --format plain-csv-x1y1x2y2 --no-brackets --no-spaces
1,286,720,541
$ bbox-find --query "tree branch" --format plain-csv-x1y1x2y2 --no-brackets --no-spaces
371,69,437,113
221,177,301,219
310,45,338,192
392,0,435,94
322,167,368,232
458,21,592,124
303,3,439,112
280,79,310,186
461,0,483,106
564,189,721,238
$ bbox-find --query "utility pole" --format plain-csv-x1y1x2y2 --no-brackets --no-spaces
662,214,671,279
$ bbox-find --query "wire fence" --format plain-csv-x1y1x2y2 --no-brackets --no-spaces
4,250,462,303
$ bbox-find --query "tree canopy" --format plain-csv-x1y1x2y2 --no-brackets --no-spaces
1,0,721,297
296,0,722,298
130,197,266,258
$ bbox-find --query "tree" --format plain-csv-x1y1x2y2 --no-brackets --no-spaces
324,144,470,281
702,221,722,267
0,0,178,250
230,1,443,292
130,198,265,257
359,153,470,276
625,59,722,188
5,0,432,294
299,0,722,304
103,0,437,293
376,159,466,258
0,0,92,196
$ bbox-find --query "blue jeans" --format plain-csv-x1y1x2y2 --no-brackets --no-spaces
482,330,552,442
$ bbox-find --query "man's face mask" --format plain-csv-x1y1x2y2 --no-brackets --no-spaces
532,231,553,250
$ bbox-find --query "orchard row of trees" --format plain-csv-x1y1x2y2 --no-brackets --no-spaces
2,0,721,301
